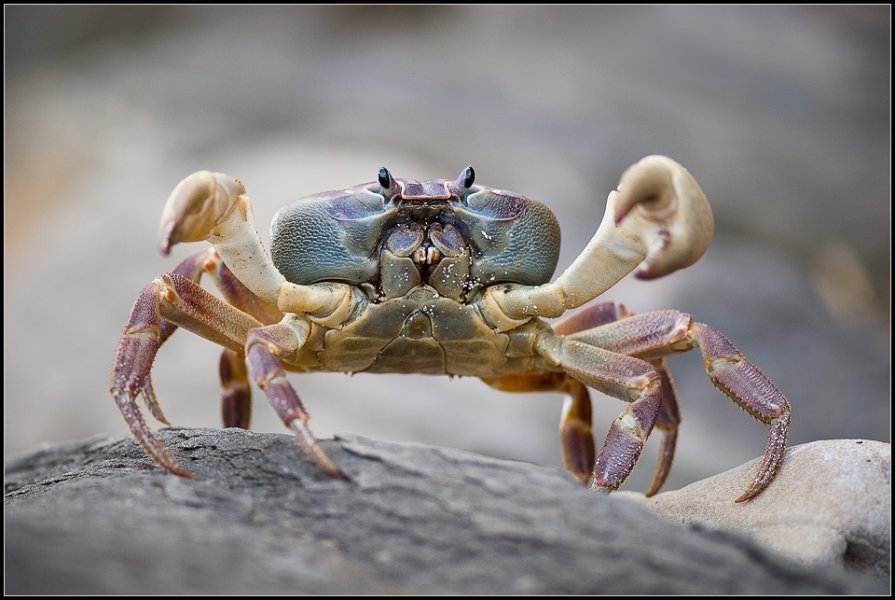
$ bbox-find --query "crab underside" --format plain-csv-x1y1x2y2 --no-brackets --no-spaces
111,156,790,502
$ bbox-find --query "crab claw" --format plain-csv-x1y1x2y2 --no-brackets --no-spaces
612,155,714,280
158,171,246,256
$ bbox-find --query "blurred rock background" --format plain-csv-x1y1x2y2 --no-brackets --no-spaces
5,6,889,493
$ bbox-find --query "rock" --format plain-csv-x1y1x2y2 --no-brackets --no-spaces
617,439,890,578
4,429,886,594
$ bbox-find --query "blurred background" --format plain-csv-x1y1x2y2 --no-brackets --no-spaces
5,6,889,493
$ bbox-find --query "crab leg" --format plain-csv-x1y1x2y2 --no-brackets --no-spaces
481,156,714,331
565,309,790,502
245,320,347,480
644,363,681,496
154,248,282,429
535,335,665,494
483,373,595,484
181,249,282,429
552,301,681,495
550,300,632,335
111,273,263,476
687,323,790,503
219,348,251,429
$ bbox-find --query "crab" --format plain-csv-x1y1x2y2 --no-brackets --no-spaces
110,155,790,502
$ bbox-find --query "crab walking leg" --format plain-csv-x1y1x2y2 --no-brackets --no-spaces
481,156,714,331
245,320,348,480
482,373,595,484
122,251,265,427
219,349,251,429
553,301,682,495
566,310,790,502
159,249,282,333
551,300,632,335
688,323,790,503
644,361,681,496
536,336,665,493
155,248,281,344
111,273,264,476
156,249,220,345
197,250,284,429
152,249,283,430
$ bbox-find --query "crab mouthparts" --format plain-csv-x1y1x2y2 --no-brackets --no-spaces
412,244,442,266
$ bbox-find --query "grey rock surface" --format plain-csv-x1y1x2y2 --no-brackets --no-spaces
618,439,891,578
4,428,887,595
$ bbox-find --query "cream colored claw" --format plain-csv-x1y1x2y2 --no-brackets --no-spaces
613,155,714,280
481,155,714,330
156,171,284,303
155,170,355,321
158,171,246,255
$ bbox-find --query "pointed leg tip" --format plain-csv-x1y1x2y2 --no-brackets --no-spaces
286,419,349,482
150,450,194,479
734,489,758,503
330,469,350,482
644,468,670,498
317,459,350,482
590,480,613,496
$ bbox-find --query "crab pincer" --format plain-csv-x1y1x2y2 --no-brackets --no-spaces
157,171,246,255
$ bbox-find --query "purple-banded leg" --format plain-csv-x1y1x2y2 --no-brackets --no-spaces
536,336,665,494
644,361,680,496
156,248,282,430
551,300,631,335
482,373,595,484
688,323,790,502
194,249,282,428
110,273,263,476
219,349,251,429
552,301,682,496
565,309,790,502
245,322,348,480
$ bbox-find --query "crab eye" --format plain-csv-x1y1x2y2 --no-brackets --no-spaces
461,166,475,189
378,166,393,190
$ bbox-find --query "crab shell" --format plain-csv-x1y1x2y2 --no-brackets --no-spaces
269,172,560,289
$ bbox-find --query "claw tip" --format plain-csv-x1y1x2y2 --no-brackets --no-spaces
613,199,633,226
158,220,175,256
633,266,661,280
